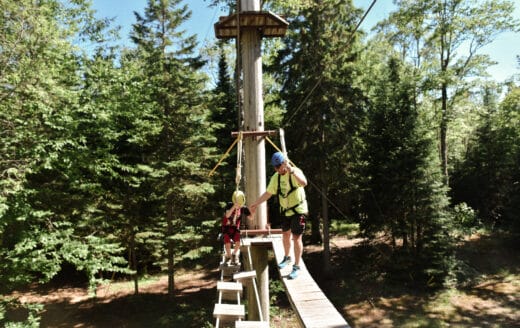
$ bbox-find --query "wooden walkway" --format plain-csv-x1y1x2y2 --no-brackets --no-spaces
244,235,350,328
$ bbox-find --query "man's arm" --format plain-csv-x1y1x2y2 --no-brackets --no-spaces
286,162,307,187
249,191,273,214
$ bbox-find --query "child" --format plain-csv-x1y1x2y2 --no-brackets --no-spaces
222,190,251,265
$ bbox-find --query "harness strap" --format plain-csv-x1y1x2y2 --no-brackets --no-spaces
277,173,305,215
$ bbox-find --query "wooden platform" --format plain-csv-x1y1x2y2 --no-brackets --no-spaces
243,236,351,328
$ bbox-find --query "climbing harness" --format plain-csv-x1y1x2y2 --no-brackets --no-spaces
277,170,305,216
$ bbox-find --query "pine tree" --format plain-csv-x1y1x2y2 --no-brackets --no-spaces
453,85,520,231
269,0,368,273
361,56,454,287
0,3,133,316
130,0,215,294
209,41,239,201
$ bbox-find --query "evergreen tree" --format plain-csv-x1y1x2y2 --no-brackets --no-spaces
361,57,454,286
130,0,215,294
209,40,239,202
453,85,520,231
0,0,131,297
269,0,368,273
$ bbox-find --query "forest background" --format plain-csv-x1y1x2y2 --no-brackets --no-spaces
1,0,519,327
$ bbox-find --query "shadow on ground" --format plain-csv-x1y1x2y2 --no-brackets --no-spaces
304,232,519,328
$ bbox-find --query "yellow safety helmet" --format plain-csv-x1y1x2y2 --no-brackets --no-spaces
232,190,246,206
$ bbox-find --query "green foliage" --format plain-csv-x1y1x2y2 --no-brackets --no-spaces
268,0,368,234
0,298,42,328
360,56,455,287
0,221,132,293
452,85,520,231
377,0,519,182
451,202,479,235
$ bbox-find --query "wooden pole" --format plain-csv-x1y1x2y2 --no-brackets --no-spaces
241,0,269,322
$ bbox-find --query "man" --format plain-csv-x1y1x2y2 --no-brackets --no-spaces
250,152,308,279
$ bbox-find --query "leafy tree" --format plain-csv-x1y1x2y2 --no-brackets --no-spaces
378,0,519,185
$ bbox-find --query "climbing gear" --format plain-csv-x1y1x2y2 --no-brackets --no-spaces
278,256,291,269
271,151,285,167
277,173,305,216
232,190,245,207
289,265,300,279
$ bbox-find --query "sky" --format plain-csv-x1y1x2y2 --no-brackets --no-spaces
90,0,520,83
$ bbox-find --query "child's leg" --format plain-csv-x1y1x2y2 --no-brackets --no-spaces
224,242,232,260
233,240,240,255
232,233,240,264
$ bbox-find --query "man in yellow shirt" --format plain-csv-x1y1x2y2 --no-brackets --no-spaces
250,152,308,279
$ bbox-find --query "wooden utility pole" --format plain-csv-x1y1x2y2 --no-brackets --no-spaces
215,0,288,322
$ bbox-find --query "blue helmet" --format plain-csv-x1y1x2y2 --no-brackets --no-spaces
271,152,285,167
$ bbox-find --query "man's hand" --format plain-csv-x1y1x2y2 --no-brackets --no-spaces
284,162,294,174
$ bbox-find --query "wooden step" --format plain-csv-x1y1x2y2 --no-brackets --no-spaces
217,281,243,293
233,270,257,282
217,281,243,301
220,263,241,277
213,303,245,321
235,321,269,328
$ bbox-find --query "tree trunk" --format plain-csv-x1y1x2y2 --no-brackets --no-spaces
320,146,331,275
130,234,139,295
310,214,322,244
167,194,174,295
440,82,449,185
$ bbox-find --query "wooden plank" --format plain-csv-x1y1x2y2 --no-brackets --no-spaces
271,238,351,328
213,304,245,321
235,321,269,328
218,281,243,293
217,281,243,302
240,228,283,235
233,270,257,281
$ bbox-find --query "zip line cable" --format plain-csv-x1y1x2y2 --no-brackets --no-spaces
277,0,379,219
284,0,378,127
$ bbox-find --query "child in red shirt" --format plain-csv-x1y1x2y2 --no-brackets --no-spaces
222,191,251,265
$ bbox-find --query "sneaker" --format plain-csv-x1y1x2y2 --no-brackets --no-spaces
224,256,231,266
231,253,239,265
288,265,300,279
278,256,291,269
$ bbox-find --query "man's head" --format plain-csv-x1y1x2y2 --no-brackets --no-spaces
271,151,285,169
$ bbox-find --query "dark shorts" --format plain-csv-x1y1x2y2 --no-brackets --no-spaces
281,214,306,235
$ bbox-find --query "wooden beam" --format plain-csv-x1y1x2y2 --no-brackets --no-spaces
231,130,277,138
241,228,283,235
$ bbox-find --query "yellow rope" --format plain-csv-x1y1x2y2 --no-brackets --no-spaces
208,137,240,177
265,136,296,167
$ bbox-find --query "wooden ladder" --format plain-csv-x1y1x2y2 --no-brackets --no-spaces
214,242,269,327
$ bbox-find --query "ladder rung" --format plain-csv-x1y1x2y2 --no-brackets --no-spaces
220,264,241,277
233,270,257,281
235,321,269,328
213,304,245,321
217,281,243,293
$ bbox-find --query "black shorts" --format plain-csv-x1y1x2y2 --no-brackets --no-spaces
281,214,306,235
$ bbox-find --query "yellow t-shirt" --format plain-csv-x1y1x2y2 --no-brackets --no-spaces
266,167,308,216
